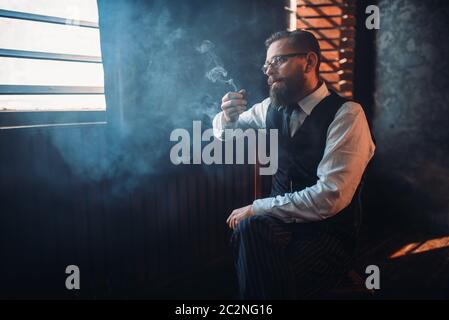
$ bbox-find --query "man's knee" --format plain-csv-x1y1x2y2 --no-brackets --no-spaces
230,216,261,247
233,215,285,246
234,215,266,237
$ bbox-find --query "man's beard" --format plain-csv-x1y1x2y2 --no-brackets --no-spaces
269,76,304,108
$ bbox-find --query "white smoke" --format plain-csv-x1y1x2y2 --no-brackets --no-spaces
205,66,238,91
196,40,238,91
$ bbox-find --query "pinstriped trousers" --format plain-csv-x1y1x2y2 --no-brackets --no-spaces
231,214,354,299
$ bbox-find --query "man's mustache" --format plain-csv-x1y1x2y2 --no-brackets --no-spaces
267,77,285,86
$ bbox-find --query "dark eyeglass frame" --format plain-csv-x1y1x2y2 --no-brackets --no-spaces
261,52,308,74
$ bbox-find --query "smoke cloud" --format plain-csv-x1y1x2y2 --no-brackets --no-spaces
197,40,239,91
42,0,272,196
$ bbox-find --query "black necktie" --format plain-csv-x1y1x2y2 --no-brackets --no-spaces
281,103,297,137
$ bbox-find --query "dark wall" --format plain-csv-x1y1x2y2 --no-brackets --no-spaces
358,0,449,232
0,0,288,299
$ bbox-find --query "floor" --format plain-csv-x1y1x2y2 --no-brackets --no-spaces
344,228,449,299
157,226,449,300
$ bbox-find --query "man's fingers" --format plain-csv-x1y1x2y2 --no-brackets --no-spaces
227,211,239,229
222,91,245,103
222,106,245,118
226,205,252,229
221,99,247,110
221,89,248,126
231,212,242,229
226,211,236,224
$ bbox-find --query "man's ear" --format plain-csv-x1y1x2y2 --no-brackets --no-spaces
305,52,318,74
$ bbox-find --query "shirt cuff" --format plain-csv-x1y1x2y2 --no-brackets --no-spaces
252,197,274,215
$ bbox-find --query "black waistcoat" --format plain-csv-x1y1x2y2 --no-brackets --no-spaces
265,90,362,240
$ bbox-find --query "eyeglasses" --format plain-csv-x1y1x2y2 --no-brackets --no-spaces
261,53,308,75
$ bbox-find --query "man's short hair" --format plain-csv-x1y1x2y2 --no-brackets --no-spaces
265,30,321,76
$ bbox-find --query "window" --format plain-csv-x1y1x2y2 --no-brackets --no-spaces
289,0,356,98
0,0,105,129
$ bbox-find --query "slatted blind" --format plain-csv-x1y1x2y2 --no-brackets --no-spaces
293,0,356,98
0,0,105,112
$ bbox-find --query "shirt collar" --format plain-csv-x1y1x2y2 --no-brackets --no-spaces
297,81,330,115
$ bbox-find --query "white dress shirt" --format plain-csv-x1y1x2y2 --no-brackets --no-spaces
212,82,376,223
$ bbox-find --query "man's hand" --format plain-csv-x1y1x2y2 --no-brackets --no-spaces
221,89,247,123
226,204,255,230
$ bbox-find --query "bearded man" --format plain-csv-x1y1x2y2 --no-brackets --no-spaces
213,30,375,299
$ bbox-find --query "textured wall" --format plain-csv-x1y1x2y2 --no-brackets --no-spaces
370,0,449,230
